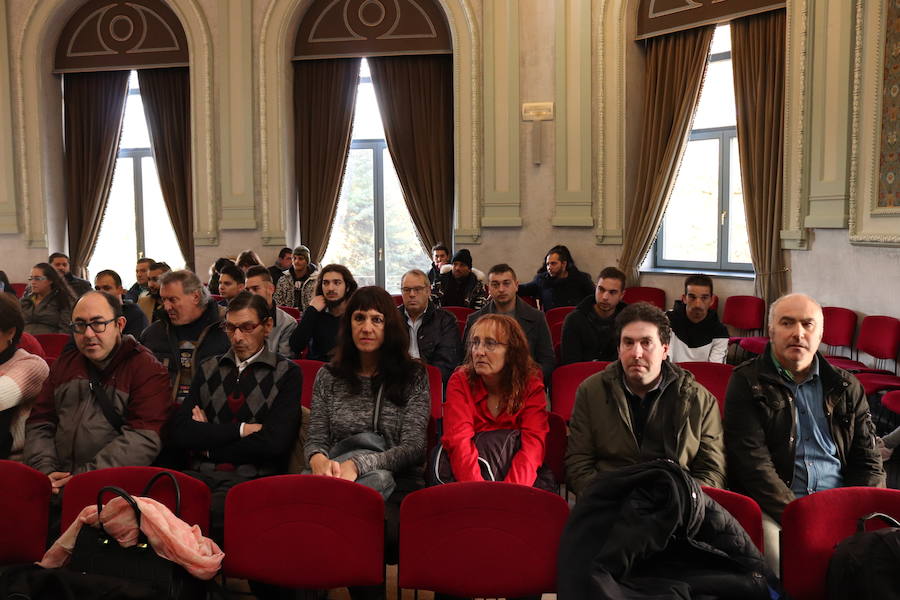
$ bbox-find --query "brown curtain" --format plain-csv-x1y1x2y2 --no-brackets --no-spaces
732,10,787,307
138,67,194,271
294,58,361,263
618,26,715,285
63,70,130,276
368,54,454,252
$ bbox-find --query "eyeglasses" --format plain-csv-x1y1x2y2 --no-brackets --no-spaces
69,318,116,334
27,276,48,282
467,338,506,353
222,322,263,334
401,286,428,294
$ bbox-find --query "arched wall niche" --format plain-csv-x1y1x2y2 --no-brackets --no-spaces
12,0,217,252
257,0,481,248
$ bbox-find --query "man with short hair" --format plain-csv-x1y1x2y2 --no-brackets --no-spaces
273,245,318,311
139,270,229,406
125,258,155,302
216,264,246,303
245,265,297,357
560,266,628,365
94,269,148,338
430,248,487,310
566,302,725,496
666,274,728,363
47,252,92,297
724,293,883,571
518,245,595,312
25,291,172,492
138,261,171,323
428,243,450,284
462,264,555,383
398,269,459,384
289,264,357,361
268,247,293,287
170,291,301,541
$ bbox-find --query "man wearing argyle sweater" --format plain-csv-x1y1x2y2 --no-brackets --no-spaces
170,291,301,541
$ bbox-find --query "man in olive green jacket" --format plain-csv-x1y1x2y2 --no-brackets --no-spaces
565,302,726,495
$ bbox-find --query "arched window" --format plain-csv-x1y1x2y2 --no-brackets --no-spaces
55,0,193,280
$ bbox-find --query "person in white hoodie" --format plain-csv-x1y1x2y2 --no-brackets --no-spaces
665,274,729,363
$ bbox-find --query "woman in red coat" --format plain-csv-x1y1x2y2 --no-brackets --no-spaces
442,313,549,486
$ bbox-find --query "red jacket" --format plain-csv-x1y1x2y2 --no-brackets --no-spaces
442,368,548,486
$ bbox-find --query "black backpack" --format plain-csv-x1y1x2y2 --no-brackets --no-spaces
826,512,900,599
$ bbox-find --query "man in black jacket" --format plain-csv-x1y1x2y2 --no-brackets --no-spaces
48,252,92,297
170,292,301,542
560,266,627,365
398,269,459,384
517,245,594,311
94,269,148,339
289,264,357,361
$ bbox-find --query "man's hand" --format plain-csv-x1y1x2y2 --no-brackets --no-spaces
339,460,359,482
877,437,894,462
191,406,208,423
242,423,263,437
309,453,341,477
309,295,326,312
49,471,72,495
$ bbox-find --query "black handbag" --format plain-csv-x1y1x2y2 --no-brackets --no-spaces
66,474,207,600
428,428,522,485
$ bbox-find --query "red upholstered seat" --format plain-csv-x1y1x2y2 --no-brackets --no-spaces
550,320,564,348
278,305,301,320
224,475,384,588
62,467,211,535
33,333,70,358
550,361,610,421
518,294,538,308
826,356,869,371
399,482,569,597
18,331,46,358
623,286,666,309
0,460,51,564
882,390,900,414
546,306,575,331
678,362,734,417
781,487,900,600
544,412,567,491
391,294,403,306
856,315,900,373
292,359,325,409
442,306,474,340
10,282,26,298
822,306,857,358
738,336,768,356
702,486,764,553
855,372,900,396
425,364,442,420
722,296,765,333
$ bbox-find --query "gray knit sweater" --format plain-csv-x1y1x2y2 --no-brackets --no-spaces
305,365,430,476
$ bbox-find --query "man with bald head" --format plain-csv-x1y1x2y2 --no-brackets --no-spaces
724,293,882,570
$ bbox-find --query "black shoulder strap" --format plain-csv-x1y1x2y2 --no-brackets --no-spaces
86,360,125,433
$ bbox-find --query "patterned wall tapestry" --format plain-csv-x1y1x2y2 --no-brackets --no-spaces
879,0,900,208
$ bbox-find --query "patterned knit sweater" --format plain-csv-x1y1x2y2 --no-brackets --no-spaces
305,365,430,476
0,349,49,459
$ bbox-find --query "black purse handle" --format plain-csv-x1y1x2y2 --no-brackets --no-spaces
140,470,182,517
96,485,143,536
857,512,900,531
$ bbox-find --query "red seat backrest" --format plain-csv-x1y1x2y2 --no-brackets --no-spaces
702,486,763,553
822,306,857,349
856,315,900,361
546,306,575,330
293,359,325,409
391,294,403,306
278,305,301,320
722,295,765,332
544,412,567,487
18,332,46,358
33,333,71,358
0,460,51,564
550,361,610,421
623,287,666,309
678,361,734,417
11,283,26,298
425,364,442,420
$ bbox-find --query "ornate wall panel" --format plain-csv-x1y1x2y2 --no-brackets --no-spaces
0,1,18,233
780,0,809,249
636,0,784,39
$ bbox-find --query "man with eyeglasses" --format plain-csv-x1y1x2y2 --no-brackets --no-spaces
461,263,555,384
24,291,172,495
398,269,459,384
169,291,301,542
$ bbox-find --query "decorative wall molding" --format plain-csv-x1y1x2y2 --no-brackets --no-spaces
553,0,593,227
0,1,18,234
780,0,809,249
481,0,520,228
636,0,785,40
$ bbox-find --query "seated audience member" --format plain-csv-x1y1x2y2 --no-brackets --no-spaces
289,264,357,361
666,274,728,363
560,266,627,365
0,270,16,297
207,257,234,296
94,269,149,338
430,248,487,310
517,245,594,311
268,247,293,287
25,291,171,491
170,291,301,541
235,249,263,273
724,293,883,571
140,270,229,406
463,264,555,383
0,294,49,461
273,245,318,310
138,261,170,323
125,257,155,302
21,263,76,335
442,314,548,486
47,252,92,297
398,269,459,384
427,242,450,285
216,264,246,303
566,302,725,495
245,265,297,357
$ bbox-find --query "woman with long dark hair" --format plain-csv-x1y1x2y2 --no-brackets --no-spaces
20,263,76,334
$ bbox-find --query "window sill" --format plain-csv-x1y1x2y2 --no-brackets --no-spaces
640,266,755,281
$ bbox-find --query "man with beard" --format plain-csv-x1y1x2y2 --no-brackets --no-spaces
47,253,92,297
138,261,170,323
289,264,358,361
666,274,729,363
566,302,725,495
430,248,487,310
518,245,594,311
560,266,628,365
273,245,318,311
